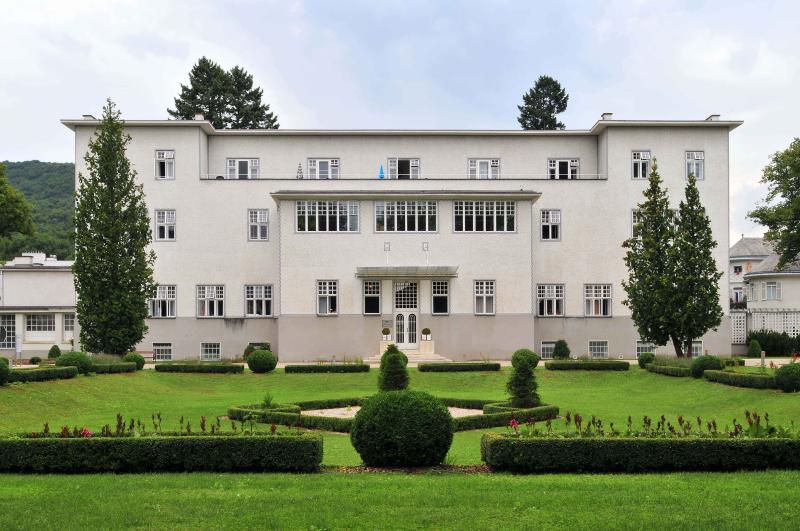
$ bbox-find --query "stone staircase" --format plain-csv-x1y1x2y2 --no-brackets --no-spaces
364,349,452,366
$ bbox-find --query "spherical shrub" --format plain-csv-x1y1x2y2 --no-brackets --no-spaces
748,339,762,358
637,351,655,369
507,349,540,408
351,390,453,467
552,339,570,360
55,351,92,374
122,352,145,370
378,348,409,391
247,349,277,373
775,363,800,393
689,355,723,378
243,344,255,361
29,356,42,365
512,348,540,369
48,345,61,359
0,358,8,386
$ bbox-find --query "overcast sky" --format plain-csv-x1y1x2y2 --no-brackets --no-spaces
1,0,798,242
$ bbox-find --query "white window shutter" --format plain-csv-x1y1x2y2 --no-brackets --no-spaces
227,159,236,179
388,158,398,179
331,159,340,179
468,160,477,179
777,282,782,300
411,159,420,179
308,159,317,179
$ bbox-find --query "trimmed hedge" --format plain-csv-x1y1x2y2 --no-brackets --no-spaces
690,355,724,378
155,363,244,374
775,363,800,393
637,352,655,369
452,404,559,431
703,370,776,389
284,364,369,373
646,363,691,377
481,433,800,473
9,366,79,383
122,352,145,370
0,434,322,473
229,406,354,433
418,362,501,372
56,351,92,374
545,360,630,371
89,362,136,374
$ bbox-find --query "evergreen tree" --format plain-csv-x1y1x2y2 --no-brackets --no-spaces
73,99,156,356
0,162,34,240
517,75,569,130
668,175,723,357
227,66,279,129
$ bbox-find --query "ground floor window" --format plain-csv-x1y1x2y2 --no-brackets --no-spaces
691,341,703,357
589,340,609,359
317,280,338,315
540,341,556,359
245,285,273,317
26,314,55,332
363,280,380,315
474,280,496,315
63,313,75,333
636,341,656,357
432,280,449,314
153,343,172,361
0,315,15,349
201,342,221,361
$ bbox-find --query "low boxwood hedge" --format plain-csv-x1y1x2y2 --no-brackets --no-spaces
8,366,78,383
481,433,800,473
704,370,776,389
453,405,559,431
284,364,369,373
418,362,501,372
0,434,322,473
89,362,137,374
155,363,244,374
646,363,691,377
229,406,355,433
544,360,630,371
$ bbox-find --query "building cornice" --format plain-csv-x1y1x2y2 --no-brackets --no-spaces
270,189,541,201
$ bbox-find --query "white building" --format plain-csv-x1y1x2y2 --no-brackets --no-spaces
63,113,740,362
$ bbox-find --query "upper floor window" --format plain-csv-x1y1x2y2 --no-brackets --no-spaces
631,210,644,239
548,158,579,180
63,312,75,332
155,150,175,179
26,314,55,332
308,158,340,179
375,201,437,232
584,284,612,316
149,285,176,318
632,151,651,180
296,201,359,232
454,201,515,232
540,209,561,241
245,284,273,317
474,280,496,315
388,158,420,179
155,210,176,241
749,282,756,301
764,281,782,301
317,280,338,315
363,280,381,315
432,280,449,315
469,159,500,179
733,265,742,275
685,151,704,180
0,315,14,349
197,285,224,318
537,284,564,316
227,158,260,180
248,209,269,241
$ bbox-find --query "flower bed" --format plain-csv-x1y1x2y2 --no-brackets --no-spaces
418,362,501,372
704,370,776,389
544,360,630,371
646,363,691,377
9,366,78,383
284,364,369,373
155,363,244,374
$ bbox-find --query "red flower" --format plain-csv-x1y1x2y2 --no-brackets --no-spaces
79,427,92,438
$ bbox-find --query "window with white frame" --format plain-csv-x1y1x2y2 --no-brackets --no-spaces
197,285,224,317
733,265,743,275
155,150,175,179
636,341,656,358
26,314,55,332
589,340,609,359
153,342,172,361
0,315,15,349
749,282,757,301
631,210,644,239
732,287,744,303
685,151,705,180
691,341,703,357
454,201,516,232
201,342,221,361
388,158,420,179
540,210,561,240
548,159,579,180
308,158,340,179
317,280,338,315
765,281,782,300
149,285,176,318
155,210,176,241
474,280,496,315
432,280,449,315
468,159,500,179
363,280,381,315
248,209,269,241
537,284,564,316
63,313,75,332
245,285,273,317
375,201,437,232
227,158,260,180
540,341,556,359
632,151,651,179
296,201,359,232
584,284,612,316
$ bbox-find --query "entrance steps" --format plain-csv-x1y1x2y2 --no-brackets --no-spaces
364,350,452,366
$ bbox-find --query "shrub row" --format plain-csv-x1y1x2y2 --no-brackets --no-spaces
438,398,501,410
89,363,137,374
284,364,369,373
544,360,630,371
8,366,78,383
228,406,354,433
703,370,776,389
646,363,691,377
418,362,501,372
294,397,365,410
0,434,322,473
747,330,799,357
155,363,244,374
481,433,800,472
452,404,559,431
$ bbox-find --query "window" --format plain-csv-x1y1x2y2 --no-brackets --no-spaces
685,151,704,180
540,341,556,359
765,281,782,300
388,158,420,179
0,315,15,349
197,285,224,317
153,343,172,361
468,159,500,179
584,284,612,316
732,287,744,303
631,210,644,239
548,159,580,180
589,340,609,359
749,282,756,301
155,150,175,179
155,210,176,241
537,284,564,316
636,341,656,358
363,281,381,315
691,341,703,357
248,209,269,241
317,280,338,315
227,158,260,180
375,201,437,232
149,285,176,318
201,342,221,361
474,280,496,315
296,201,359,232
63,313,75,332
632,151,651,179
308,158,340,179
245,285,273,317
540,210,561,240
454,201,516,232
432,280,449,315
733,265,742,275
394,281,418,309
26,314,55,332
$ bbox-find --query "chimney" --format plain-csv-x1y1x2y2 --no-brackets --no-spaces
194,113,205,121
705,114,720,121
82,114,96,120
601,112,613,120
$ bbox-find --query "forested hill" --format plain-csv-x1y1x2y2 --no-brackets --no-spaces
1,160,75,260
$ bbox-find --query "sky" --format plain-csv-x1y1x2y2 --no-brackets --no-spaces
1,0,798,242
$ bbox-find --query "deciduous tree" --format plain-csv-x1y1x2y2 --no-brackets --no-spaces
0,163,34,240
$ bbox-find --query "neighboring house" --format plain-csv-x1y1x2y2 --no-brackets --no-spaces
745,253,800,339
729,236,772,309
0,253,76,361
63,113,740,361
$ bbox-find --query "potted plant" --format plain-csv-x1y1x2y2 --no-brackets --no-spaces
381,327,391,341
421,328,432,341
419,327,434,355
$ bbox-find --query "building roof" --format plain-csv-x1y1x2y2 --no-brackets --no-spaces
730,236,772,259
2,253,73,271
745,253,800,278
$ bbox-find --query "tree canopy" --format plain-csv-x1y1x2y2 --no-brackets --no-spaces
517,75,569,130
0,162,34,242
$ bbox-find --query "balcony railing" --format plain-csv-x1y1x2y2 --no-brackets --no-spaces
200,173,608,181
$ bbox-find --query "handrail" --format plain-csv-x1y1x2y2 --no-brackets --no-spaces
200,173,608,181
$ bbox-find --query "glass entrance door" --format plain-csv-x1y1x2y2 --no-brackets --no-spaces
393,281,418,349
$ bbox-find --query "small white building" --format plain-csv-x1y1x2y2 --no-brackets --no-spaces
729,236,771,308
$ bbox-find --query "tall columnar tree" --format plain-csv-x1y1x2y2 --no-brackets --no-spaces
227,66,280,129
748,138,800,268
73,99,156,356
517,75,569,130
0,162,34,240
668,175,723,357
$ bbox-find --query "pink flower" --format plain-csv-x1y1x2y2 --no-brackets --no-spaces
79,427,92,438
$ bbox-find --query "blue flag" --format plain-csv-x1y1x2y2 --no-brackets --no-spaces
378,164,385,179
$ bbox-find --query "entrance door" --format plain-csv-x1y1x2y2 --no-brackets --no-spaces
393,281,418,349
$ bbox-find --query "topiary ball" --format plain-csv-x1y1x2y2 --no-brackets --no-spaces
511,348,540,370
122,352,145,370
29,356,42,365
48,345,61,359
775,363,800,393
55,351,92,375
247,349,277,373
351,390,453,467
689,355,723,378
0,357,9,386
637,351,655,369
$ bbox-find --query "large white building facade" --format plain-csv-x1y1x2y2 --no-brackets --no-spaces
63,114,740,362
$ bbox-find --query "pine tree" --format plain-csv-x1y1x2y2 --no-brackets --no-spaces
0,163,34,240
73,99,156,356
668,175,723,357
517,75,569,130
228,66,279,129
